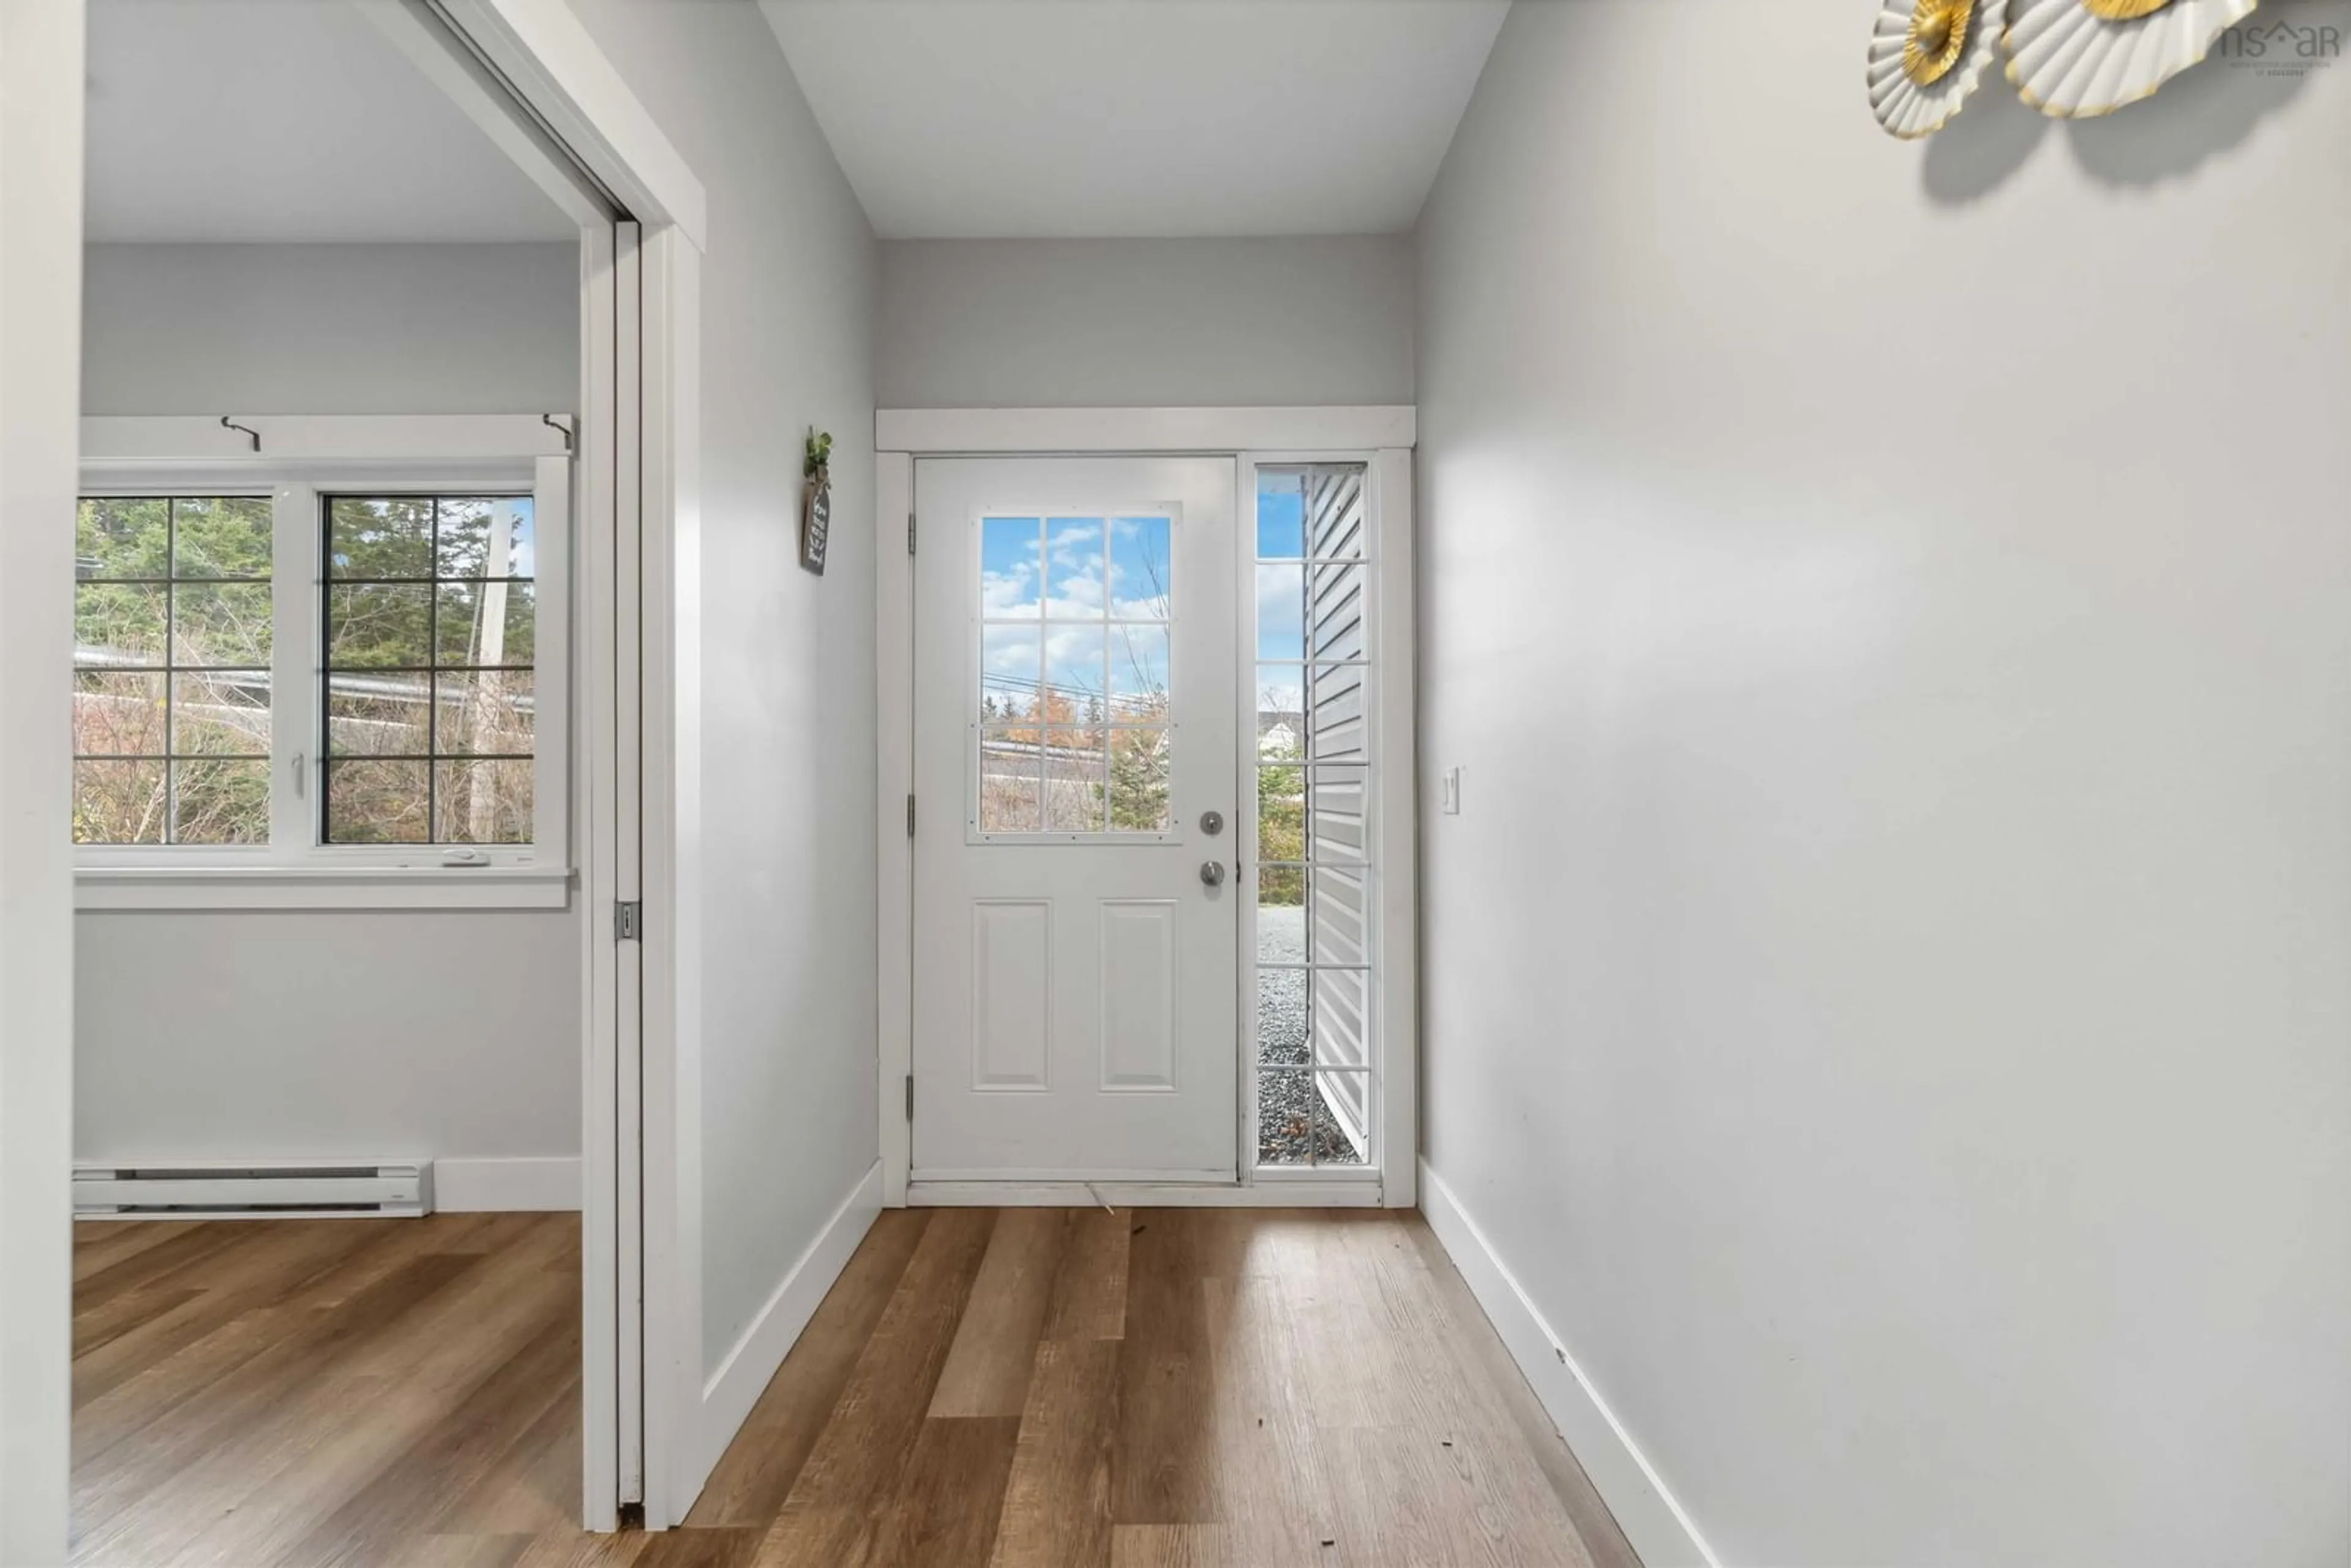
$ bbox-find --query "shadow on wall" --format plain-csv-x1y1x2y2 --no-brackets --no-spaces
1922,0,2336,203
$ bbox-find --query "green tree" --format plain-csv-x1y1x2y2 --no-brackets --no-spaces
1258,757,1304,904
1106,726,1170,831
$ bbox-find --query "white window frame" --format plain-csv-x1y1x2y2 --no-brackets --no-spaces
1240,454,1384,1187
72,414,573,910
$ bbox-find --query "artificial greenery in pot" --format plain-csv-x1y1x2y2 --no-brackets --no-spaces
801,427,833,575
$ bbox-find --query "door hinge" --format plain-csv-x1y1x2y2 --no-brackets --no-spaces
907,511,917,555
614,901,642,942
906,793,916,838
904,1073,915,1123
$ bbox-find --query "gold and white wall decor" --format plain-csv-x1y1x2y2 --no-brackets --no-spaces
1869,0,2009,138
2004,0,2257,117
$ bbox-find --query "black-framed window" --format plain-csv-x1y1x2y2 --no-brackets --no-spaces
321,495,538,844
72,496,274,844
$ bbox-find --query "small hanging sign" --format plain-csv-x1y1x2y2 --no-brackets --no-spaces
801,427,833,576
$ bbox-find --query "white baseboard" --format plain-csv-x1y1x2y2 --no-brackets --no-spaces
693,1157,883,1487
434,1156,582,1212
1418,1159,1721,1568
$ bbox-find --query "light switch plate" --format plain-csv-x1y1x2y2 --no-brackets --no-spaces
1440,766,1461,816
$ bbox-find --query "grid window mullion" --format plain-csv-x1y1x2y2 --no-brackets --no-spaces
425,499,440,836
162,500,177,838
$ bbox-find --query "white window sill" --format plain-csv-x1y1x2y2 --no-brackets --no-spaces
75,865,574,912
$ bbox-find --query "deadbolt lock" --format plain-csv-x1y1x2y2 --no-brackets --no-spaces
1200,809,1224,836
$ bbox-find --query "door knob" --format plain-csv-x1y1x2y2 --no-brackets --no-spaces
1199,860,1227,888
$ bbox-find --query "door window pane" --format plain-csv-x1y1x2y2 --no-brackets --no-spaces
1110,516,1172,615
978,732,1043,833
982,625,1043,719
1109,623,1169,718
1044,730,1107,834
977,509,1174,838
1045,517,1106,612
980,516,1043,619
1107,728,1171,832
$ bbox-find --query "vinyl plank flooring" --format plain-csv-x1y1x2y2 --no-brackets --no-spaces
284,1319,582,1564
1404,1219,1643,1568
71,1218,210,1282
1040,1209,1130,1342
81,1220,577,1566
1201,1264,1341,1567
70,1215,581,1568
1109,1212,1220,1527
931,1210,1070,1418
73,1208,1638,1568
687,1209,929,1528
988,1338,1119,1568
864,1415,1022,1568
751,1208,994,1567
1107,1524,1229,1568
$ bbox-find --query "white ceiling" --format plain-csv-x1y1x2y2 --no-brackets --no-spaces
759,0,1509,239
86,0,577,244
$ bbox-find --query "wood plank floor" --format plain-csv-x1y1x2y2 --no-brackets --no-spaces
72,1208,1639,1568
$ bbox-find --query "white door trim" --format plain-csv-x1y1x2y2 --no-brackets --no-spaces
877,405,1415,455
2,0,713,1544
212,0,700,1535
876,411,1419,1214
0,1,85,1558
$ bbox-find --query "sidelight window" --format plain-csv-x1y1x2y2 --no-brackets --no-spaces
1252,463,1375,1170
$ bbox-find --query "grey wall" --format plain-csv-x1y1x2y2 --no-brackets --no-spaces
878,236,1412,407
1414,3,2350,1566
83,242,578,415
75,912,579,1163
76,240,583,1170
563,0,880,1378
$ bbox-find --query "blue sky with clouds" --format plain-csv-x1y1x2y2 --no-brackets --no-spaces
975,482,1336,722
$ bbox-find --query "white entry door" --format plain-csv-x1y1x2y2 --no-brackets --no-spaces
912,457,1240,1182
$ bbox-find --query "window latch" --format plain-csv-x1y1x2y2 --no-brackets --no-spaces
615,901,642,942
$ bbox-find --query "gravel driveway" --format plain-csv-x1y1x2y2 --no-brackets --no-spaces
1254,906,1357,1165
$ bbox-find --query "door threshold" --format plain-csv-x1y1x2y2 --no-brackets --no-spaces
907,1178,1384,1209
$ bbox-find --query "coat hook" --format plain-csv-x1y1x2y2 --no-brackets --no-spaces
542,413,574,452
220,416,260,453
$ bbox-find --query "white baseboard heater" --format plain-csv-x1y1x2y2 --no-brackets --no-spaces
73,1160,435,1219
